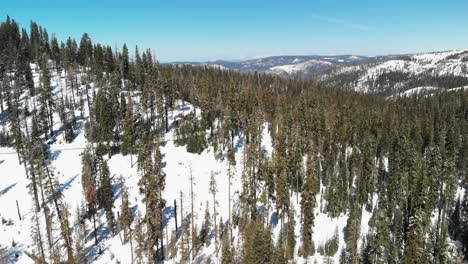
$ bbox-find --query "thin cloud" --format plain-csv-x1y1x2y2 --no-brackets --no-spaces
312,14,369,30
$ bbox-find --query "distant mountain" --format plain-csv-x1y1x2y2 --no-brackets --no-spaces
166,50,468,96
315,50,468,95
165,55,394,76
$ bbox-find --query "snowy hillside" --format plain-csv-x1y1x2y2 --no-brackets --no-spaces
166,55,393,77
387,85,468,99
266,60,332,77
168,50,468,96
316,50,468,94
0,64,381,264
2,14,468,263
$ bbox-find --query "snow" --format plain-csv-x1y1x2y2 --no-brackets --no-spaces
448,86,468,92
268,60,332,75
0,63,408,264
412,50,462,64
0,63,250,263
387,86,440,99
292,58,302,63
319,49,468,93
387,85,468,99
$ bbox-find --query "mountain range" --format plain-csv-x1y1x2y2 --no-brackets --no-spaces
168,50,468,95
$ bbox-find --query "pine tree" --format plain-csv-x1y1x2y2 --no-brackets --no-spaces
300,150,319,257
99,158,115,233
200,202,211,247
209,171,219,255
366,198,390,263
243,220,274,264
121,44,130,80
344,202,362,263
221,231,233,264
81,146,99,247
285,207,296,260
39,63,55,138
74,205,87,263
121,97,136,165
461,191,468,261
120,180,135,263
140,142,166,262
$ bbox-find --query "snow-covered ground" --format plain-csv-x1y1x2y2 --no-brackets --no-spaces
268,60,332,76
318,49,468,93
0,63,424,264
387,85,468,99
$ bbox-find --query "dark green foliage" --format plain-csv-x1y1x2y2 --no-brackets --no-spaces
344,202,362,263
300,150,319,257
221,232,233,264
318,228,339,257
121,97,136,154
199,202,212,247
120,182,134,244
243,220,274,264
461,192,468,261
1,16,467,263
93,89,117,144
99,159,115,232
139,143,166,262
174,111,207,154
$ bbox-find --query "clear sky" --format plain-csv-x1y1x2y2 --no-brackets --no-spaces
1,0,468,62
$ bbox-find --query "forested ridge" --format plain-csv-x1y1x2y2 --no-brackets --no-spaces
0,16,467,264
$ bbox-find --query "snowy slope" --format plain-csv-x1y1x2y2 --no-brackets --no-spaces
267,60,332,77
167,55,394,77
0,63,387,264
317,50,468,94
387,85,468,99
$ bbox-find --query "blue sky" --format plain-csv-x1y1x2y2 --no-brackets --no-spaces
1,0,468,62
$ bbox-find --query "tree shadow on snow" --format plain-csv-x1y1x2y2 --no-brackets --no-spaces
234,137,244,153
58,175,78,193
162,206,174,228
0,182,17,197
48,150,62,161
112,183,122,201
270,212,278,228
84,223,112,259
7,248,22,263
45,175,78,204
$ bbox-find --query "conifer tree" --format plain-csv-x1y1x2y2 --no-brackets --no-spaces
461,191,468,261
140,142,166,262
243,220,274,264
221,231,233,264
209,171,219,254
81,146,99,247
99,158,115,233
200,202,211,247
39,63,54,138
121,96,136,165
300,150,319,257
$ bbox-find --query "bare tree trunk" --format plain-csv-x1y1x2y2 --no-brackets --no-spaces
93,211,99,247
174,199,178,236
16,200,22,221
39,176,54,263
180,191,184,258
45,166,75,264
213,190,218,257
34,212,46,263
129,229,134,264
228,165,233,242
23,118,41,212
190,166,195,261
